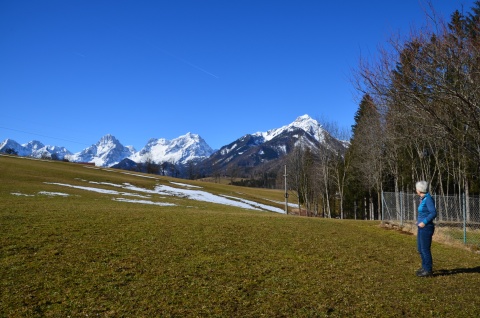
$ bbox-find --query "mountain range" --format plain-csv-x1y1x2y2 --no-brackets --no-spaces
0,115,347,178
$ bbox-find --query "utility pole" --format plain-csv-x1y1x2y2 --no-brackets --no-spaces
284,164,288,214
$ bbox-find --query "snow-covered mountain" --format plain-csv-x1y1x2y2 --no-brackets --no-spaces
0,139,30,156
215,115,328,159
69,134,136,167
25,141,72,160
253,114,327,144
0,139,72,160
1,132,214,169
130,132,213,165
200,114,346,176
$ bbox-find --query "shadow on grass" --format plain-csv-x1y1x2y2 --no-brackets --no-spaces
434,266,480,276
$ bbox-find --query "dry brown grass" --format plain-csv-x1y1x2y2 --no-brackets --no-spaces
381,221,480,253
2,156,480,317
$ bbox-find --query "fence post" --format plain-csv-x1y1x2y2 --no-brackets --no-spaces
381,191,384,223
400,191,404,227
463,193,467,245
413,192,416,223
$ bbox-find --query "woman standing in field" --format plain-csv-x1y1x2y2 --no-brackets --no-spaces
415,181,437,277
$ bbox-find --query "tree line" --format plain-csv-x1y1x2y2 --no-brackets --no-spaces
285,1,480,220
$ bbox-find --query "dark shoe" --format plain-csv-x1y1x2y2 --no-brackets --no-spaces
415,267,423,275
416,269,433,277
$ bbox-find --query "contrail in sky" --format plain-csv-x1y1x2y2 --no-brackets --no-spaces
0,126,89,146
98,20,220,79
73,51,86,58
156,47,220,79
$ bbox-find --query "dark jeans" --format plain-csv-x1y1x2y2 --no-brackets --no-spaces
417,224,435,272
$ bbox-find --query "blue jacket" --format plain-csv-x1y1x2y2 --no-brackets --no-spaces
417,193,437,225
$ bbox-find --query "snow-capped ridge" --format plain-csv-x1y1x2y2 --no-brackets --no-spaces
253,114,326,143
0,138,72,159
204,114,346,176
1,131,213,169
23,140,46,151
69,134,136,167
130,132,213,165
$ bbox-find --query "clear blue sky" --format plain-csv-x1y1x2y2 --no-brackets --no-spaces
0,0,474,153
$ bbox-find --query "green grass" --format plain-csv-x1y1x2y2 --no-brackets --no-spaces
1,155,480,317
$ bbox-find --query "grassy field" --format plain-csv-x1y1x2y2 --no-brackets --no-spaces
1,155,480,317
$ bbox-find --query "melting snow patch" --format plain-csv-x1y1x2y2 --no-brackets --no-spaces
43,179,285,213
11,192,34,197
112,198,176,206
89,181,125,188
154,185,260,210
268,199,298,208
120,172,159,179
170,182,202,188
44,182,150,198
221,195,285,214
38,191,70,197
46,182,123,194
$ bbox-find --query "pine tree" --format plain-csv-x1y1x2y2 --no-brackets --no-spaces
351,94,375,138
347,93,383,219
448,10,467,37
466,1,480,40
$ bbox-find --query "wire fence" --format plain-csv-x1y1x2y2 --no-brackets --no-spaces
382,192,480,248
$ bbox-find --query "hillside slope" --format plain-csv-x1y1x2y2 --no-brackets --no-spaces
0,154,286,213
1,154,479,317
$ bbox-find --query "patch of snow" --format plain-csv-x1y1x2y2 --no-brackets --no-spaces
44,182,150,198
43,178,286,213
222,195,286,214
220,143,237,155
170,182,202,188
120,172,159,179
277,145,287,154
38,191,70,197
11,192,34,197
268,199,298,208
154,184,261,210
112,198,176,206
89,181,126,188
